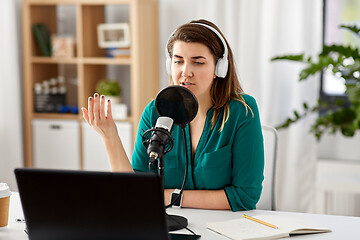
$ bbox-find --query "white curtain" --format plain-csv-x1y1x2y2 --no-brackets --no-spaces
159,0,322,213
0,0,23,191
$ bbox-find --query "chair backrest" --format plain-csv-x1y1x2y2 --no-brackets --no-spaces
256,125,278,210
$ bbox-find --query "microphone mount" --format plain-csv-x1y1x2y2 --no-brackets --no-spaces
141,126,174,187
142,86,199,232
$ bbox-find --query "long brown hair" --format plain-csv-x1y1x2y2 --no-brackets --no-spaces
167,19,251,131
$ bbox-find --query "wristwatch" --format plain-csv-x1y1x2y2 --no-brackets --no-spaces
170,189,183,207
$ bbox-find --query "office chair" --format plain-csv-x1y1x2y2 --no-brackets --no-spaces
256,125,279,211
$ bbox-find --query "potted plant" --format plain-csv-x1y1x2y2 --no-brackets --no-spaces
271,25,360,140
96,78,122,104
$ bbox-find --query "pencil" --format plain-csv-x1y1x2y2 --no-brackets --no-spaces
242,214,278,229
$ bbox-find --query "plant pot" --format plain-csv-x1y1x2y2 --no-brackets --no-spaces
105,95,121,104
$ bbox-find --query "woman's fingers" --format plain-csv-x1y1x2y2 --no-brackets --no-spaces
100,95,106,119
106,99,113,120
88,96,94,124
93,93,100,122
83,93,117,139
81,107,90,124
86,93,113,129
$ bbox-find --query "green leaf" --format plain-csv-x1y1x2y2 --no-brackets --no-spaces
303,103,309,110
346,84,360,104
341,124,356,137
335,98,344,106
294,111,300,119
340,24,360,37
271,54,305,62
320,45,360,59
95,79,122,96
332,108,356,125
298,56,335,81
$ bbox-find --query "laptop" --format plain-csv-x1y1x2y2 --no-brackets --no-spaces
15,168,200,240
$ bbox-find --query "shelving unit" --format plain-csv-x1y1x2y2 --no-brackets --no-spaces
22,0,159,167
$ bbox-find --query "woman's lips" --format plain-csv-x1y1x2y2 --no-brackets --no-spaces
180,82,194,88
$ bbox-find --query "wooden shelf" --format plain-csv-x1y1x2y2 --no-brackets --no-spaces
33,113,133,122
82,57,131,65
114,116,133,122
25,0,132,5
22,0,159,168
31,57,131,65
32,57,79,64
33,113,80,120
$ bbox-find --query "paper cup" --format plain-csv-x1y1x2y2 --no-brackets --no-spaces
0,183,11,228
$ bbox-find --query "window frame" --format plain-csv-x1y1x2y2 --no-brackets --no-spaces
320,0,353,113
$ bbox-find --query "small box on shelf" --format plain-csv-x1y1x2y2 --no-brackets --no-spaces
51,35,76,57
34,93,66,113
33,76,68,113
112,103,127,120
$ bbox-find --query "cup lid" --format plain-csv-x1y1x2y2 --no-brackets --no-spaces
0,183,11,198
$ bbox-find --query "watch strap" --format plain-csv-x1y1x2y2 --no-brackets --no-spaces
170,189,183,207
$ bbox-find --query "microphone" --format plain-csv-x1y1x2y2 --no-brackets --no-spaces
146,117,174,163
142,86,198,231
153,86,199,231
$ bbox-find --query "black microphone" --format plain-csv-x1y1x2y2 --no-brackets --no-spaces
146,116,174,163
153,86,199,231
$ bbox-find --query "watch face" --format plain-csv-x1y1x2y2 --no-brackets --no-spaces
171,192,182,206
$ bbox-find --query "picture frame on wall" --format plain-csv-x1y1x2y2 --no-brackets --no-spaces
97,23,131,48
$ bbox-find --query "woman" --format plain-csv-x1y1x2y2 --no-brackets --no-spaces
82,19,264,212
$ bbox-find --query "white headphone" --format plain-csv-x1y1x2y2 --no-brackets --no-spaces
165,23,229,78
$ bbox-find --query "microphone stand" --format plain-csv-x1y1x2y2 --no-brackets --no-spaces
147,126,189,232
165,125,189,231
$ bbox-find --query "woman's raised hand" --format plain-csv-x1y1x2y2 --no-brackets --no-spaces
81,93,118,140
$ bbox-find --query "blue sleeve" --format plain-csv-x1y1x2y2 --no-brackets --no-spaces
224,96,264,211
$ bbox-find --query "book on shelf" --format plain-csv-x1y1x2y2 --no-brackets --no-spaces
32,23,52,57
206,214,331,240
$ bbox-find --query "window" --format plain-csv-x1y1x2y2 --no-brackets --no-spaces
321,0,360,106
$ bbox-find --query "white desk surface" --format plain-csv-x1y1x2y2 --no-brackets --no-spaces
1,192,360,240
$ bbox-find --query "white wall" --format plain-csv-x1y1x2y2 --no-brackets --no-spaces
0,0,24,191
318,133,360,161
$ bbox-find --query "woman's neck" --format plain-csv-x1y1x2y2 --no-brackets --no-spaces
194,94,213,119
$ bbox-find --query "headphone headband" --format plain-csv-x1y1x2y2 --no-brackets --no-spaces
191,23,228,62
165,22,229,78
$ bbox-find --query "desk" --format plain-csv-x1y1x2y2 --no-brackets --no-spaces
1,193,360,240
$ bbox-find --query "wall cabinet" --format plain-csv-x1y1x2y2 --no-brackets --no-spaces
22,0,159,168
32,119,81,169
32,119,133,171
316,159,360,216
82,122,132,171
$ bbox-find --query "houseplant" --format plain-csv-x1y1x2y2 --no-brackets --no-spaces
96,79,122,103
271,25,360,140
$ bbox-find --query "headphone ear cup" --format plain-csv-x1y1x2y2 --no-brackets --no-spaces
215,58,228,78
166,57,172,75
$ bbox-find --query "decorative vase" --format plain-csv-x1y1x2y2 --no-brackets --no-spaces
105,95,121,104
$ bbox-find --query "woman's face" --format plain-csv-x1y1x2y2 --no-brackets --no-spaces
171,41,216,101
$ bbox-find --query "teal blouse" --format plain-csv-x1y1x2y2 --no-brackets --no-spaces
131,94,264,211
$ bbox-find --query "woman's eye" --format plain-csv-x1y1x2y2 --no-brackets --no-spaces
174,60,182,64
195,62,204,65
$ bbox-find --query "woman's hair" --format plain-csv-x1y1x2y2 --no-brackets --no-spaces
167,19,251,131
